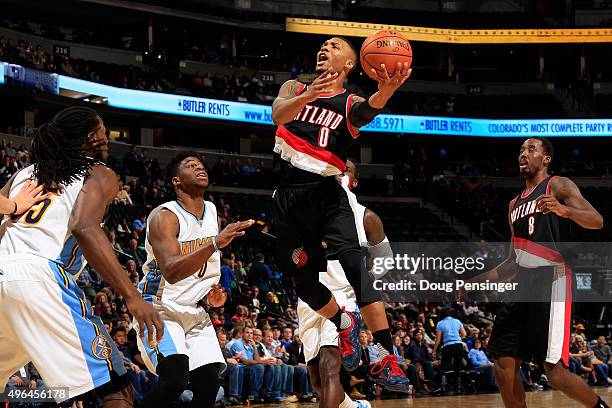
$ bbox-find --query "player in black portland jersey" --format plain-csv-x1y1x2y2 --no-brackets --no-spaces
476,137,607,408
272,37,411,393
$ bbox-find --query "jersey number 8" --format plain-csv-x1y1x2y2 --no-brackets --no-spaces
528,216,535,235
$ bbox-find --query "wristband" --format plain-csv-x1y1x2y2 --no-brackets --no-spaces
212,236,220,252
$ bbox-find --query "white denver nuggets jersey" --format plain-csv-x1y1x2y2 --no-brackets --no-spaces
139,200,221,307
320,177,367,304
0,165,86,275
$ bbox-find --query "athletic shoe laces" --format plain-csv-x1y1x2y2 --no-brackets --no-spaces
337,314,355,357
371,355,405,378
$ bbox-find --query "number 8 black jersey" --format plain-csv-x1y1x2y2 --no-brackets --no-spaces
511,175,564,267
274,84,358,177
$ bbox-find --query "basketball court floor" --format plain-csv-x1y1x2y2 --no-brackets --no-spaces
260,386,611,407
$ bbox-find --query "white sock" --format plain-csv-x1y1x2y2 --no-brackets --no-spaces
339,393,354,408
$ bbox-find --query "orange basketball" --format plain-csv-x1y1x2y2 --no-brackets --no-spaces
360,30,412,81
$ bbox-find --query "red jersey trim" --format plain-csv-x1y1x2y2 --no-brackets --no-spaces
509,195,519,211
296,83,307,96
561,265,573,367
345,94,360,139
276,125,347,172
546,175,558,195
512,237,565,263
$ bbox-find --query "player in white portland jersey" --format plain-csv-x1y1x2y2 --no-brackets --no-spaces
136,152,254,408
298,160,394,408
0,107,163,406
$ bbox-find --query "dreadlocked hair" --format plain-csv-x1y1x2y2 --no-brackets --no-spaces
31,106,101,189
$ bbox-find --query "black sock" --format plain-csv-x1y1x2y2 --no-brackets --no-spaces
373,329,394,356
595,396,610,408
330,308,351,330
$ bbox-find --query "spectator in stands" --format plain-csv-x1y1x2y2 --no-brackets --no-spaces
261,291,283,322
408,331,436,390
575,323,587,341
432,308,467,391
218,329,244,405
6,363,45,402
468,338,496,388
248,253,275,293
280,327,293,349
285,332,314,402
0,155,18,183
219,258,234,299
259,329,298,402
108,230,124,253
125,238,146,270
114,184,134,205
126,259,140,284
466,327,480,349
231,326,266,403
593,336,612,384
569,334,594,377
365,329,381,363
113,327,148,402
253,328,285,402
132,214,146,235
232,305,249,324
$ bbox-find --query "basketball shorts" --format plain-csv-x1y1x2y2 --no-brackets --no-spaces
488,264,572,366
0,254,126,402
273,172,361,270
135,299,226,375
297,268,358,364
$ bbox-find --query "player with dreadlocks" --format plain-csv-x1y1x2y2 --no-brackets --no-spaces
0,106,164,407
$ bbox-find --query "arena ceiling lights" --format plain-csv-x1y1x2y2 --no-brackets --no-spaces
285,18,612,44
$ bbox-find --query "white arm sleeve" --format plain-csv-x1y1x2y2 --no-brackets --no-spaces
367,236,393,279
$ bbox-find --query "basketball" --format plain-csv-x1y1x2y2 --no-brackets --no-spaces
360,30,412,80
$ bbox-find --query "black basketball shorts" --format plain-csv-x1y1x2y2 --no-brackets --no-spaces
488,265,573,366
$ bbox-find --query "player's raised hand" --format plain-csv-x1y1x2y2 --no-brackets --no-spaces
128,296,164,347
536,194,569,217
370,62,412,98
208,284,227,307
302,68,339,102
216,219,255,248
11,180,52,214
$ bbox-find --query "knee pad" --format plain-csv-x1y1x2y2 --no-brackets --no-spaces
157,354,190,397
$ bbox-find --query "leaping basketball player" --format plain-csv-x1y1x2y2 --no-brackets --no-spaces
298,160,394,408
136,152,254,407
0,107,164,406
272,36,411,392
475,137,608,408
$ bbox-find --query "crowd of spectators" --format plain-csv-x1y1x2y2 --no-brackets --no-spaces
0,35,167,93
188,71,278,105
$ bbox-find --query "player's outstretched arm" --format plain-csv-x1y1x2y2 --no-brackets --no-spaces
537,176,603,229
149,208,254,284
69,165,164,345
272,70,338,125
